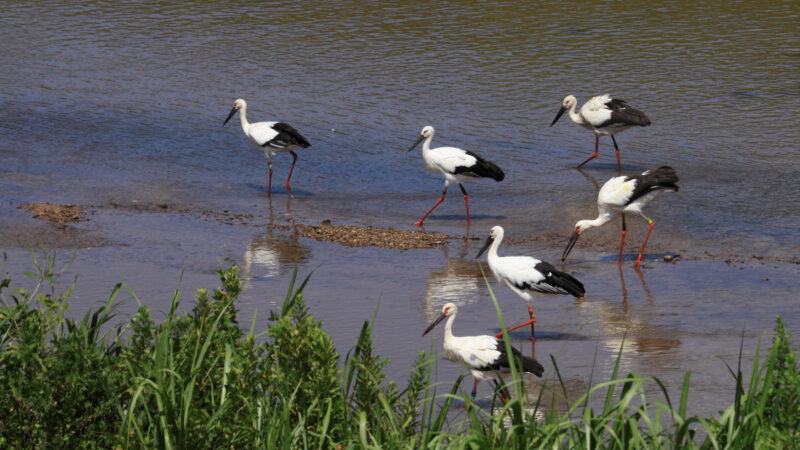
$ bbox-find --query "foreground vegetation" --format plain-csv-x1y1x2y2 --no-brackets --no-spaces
0,251,797,448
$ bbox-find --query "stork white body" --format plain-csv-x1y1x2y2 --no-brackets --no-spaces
550,94,651,173
562,166,679,267
407,126,504,227
223,98,310,197
422,302,544,399
476,226,586,352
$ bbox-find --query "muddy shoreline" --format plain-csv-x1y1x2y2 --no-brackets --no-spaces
13,202,800,266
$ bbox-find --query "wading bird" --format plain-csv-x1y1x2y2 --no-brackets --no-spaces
562,166,679,267
223,99,310,197
422,302,544,400
550,94,651,173
407,126,504,228
476,226,585,354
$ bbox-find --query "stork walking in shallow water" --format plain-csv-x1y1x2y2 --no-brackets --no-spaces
550,94,651,173
476,226,585,356
562,166,679,267
422,302,544,400
223,99,311,197
407,126,504,228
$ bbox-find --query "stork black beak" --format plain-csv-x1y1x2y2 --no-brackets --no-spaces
475,236,494,259
223,106,237,127
550,105,567,127
422,312,447,336
562,230,580,261
407,134,425,152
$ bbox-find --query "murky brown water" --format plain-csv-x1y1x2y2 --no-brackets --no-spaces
1,1,798,418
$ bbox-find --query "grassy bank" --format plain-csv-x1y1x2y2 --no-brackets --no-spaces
1,251,797,448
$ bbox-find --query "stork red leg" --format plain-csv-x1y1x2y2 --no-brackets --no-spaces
495,306,536,356
471,379,479,400
611,135,622,175
634,213,655,267
492,380,508,404
458,183,470,225
618,213,627,266
576,135,600,169
527,303,536,360
285,151,298,197
415,187,447,227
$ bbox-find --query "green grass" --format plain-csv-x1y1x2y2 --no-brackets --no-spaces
0,250,797,448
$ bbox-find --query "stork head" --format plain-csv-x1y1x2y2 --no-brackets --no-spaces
561,95,577,109
476,225,503,259
223,99,247,127
550,95,577,127
407,125,435,152
422,302,457,336
562,219,592,261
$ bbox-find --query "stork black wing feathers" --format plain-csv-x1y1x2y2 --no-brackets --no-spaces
598,98,651,128
265,122,311,149
483,340,544,377
627,166,680,205
453,150,505,181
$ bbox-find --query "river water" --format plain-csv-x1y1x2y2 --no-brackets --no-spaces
1,1,798,419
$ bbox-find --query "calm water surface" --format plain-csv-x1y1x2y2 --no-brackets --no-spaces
1,1,798,418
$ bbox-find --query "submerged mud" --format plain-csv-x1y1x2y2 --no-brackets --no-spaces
275,220,455,250
19,203,87,225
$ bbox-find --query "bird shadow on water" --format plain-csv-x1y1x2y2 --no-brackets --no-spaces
573,161,648,174
244,183,313,197
498,330,589,341
600,252,672,265
618,264,654,305
424,213,506,221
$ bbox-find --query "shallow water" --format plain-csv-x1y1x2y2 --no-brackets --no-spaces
1,1,799,419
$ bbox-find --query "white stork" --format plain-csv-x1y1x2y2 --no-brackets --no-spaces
407,126,504,228
422,302,544,400
562,166,679,267
550,94,651,174
223,98,311,197
476,225,585,352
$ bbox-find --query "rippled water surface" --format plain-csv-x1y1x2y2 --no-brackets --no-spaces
1,1,798,418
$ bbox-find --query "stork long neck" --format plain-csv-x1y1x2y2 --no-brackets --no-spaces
238,105,250,131
421,134,434,155
486,233,503,263
586,212,614,230
568,101,584,126
443,312,456,343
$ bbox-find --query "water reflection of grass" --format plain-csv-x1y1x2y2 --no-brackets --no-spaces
0,250,797,448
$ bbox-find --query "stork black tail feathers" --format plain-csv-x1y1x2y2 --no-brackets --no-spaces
503,344,545,377
520,355,545,377
549,270,586,298
629,108,651,127
462,150,505,181
644,166,679,192
479,159,505,182
535,261,586,298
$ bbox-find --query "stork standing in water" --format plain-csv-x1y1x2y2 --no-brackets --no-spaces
562,166,679,267
476,226,585,356
223,99,311,197
407,126,504,228
422,302,544,400
550,94,651,174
